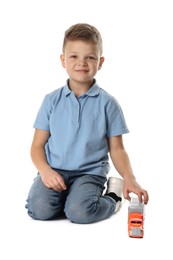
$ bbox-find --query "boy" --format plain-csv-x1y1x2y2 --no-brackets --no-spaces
25,23,149,224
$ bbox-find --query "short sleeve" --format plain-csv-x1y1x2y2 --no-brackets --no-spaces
33,95,51,131
106,98,129,137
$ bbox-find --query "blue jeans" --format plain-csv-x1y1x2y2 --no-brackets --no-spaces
25,171,116,224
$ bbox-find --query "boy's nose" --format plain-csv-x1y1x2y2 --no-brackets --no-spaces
78,57,87,66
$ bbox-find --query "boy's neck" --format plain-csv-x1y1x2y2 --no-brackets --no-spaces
68,79,94,97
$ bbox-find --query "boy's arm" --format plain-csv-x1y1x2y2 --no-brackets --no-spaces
108,135,149,204
30,129,66,192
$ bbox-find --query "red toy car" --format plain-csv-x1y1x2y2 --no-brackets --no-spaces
128,197,144,238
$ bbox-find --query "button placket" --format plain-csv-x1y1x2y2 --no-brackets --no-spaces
71,94,80,125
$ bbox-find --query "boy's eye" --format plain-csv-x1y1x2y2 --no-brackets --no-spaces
70,55,77,59
87,56,97,60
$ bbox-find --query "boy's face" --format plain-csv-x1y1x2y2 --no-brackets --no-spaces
60,40,104,85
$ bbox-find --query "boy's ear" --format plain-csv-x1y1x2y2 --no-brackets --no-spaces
60,54,65,68
98,56,105,70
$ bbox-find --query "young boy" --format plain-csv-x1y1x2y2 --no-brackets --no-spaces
25,23,149,224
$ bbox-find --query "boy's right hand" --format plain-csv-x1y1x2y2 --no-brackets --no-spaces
40,169,67,192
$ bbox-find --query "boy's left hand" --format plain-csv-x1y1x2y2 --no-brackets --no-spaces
123,177,149,204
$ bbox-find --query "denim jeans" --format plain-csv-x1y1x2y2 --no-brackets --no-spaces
25,171,116,224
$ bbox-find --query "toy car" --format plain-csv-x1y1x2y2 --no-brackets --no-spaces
128,197,144,238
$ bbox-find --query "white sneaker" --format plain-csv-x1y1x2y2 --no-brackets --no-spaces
115,201,121,213
106,177,124,198
106,177,124,213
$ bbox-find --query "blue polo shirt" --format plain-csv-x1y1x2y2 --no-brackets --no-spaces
33,80,129,177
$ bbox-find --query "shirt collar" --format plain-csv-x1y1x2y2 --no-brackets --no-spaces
64,79,100,97
64,82,72,96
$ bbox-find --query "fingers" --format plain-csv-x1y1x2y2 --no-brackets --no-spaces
134,188,149,204
123,190,131,201
141,190,149,204
124,189,149,204
50,176,67,192
41,171,67,192
123,178,149,204
57,176,67,190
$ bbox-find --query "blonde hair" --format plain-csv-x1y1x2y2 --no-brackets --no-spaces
62,23,103,55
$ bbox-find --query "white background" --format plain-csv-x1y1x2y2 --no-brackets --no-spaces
0,0,173,259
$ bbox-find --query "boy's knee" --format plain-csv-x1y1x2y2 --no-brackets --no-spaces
64,197,98,224
26,198,60,220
